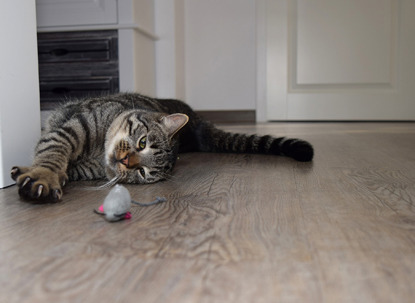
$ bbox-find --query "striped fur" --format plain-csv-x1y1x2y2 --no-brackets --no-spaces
11,93,313,202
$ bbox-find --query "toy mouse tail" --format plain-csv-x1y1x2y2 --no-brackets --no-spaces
131,197,166,207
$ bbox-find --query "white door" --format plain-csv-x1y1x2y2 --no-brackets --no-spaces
258,0,415,121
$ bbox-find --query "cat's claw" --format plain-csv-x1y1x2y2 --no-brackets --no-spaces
22,177,31,188
11,166,66,203
53,189,63,201
10,167,19,179
37,185,44,198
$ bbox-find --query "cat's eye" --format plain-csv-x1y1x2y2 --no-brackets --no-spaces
138,167,146,178
137,136,147,151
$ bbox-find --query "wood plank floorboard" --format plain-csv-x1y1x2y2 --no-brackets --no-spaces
1,123,415,303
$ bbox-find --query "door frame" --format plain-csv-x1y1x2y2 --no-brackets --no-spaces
256,0,289,122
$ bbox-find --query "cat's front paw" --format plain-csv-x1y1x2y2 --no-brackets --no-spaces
11,166,68,202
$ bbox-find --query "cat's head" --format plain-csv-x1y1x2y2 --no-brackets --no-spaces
104,110,188,184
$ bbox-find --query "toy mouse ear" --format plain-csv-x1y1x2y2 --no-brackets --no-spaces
161,113,189,138
94,204,105,215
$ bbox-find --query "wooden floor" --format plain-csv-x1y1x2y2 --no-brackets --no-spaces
1,123,415,303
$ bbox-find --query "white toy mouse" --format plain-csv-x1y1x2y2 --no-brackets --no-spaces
94,184,166,222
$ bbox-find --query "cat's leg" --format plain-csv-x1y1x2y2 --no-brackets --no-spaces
11,119,88,202
67,157,106,181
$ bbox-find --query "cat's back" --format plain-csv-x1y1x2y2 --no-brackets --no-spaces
112,93,196,116
44,94,133,131
44,93,198,131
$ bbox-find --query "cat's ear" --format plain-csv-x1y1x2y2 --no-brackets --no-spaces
161,113,189,138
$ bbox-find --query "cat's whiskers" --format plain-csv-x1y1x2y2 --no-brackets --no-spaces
81,175,122,191
97,176,121,189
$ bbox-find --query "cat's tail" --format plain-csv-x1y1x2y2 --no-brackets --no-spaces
195,122,314,162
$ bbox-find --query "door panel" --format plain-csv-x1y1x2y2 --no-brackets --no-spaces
294,0,394,86
263,0,415,120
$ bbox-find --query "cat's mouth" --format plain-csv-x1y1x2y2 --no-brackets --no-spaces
118,153,140,169
119,155,129,166
105,155,130,183
109,150,141,171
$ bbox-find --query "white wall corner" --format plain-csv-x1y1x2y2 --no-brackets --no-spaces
154,0,179,99
256,0,268,122
0,1,41,188
118,1,157,95
174,0,186,101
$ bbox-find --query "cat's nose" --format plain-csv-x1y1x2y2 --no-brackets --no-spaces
119,153,140,169
120,155,129,166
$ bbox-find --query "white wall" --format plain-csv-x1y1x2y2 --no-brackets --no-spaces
155,0,181,99
118,0,157,95
0,1,41,188
156,0,257,111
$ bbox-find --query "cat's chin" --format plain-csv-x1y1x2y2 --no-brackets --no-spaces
104,149,122,177
104,166,118,181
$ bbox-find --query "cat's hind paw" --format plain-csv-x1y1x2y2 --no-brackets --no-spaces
11,166,67,202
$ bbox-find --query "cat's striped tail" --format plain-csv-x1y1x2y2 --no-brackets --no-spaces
195,123,314,162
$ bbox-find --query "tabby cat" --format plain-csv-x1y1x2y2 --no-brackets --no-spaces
11,93,313,202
